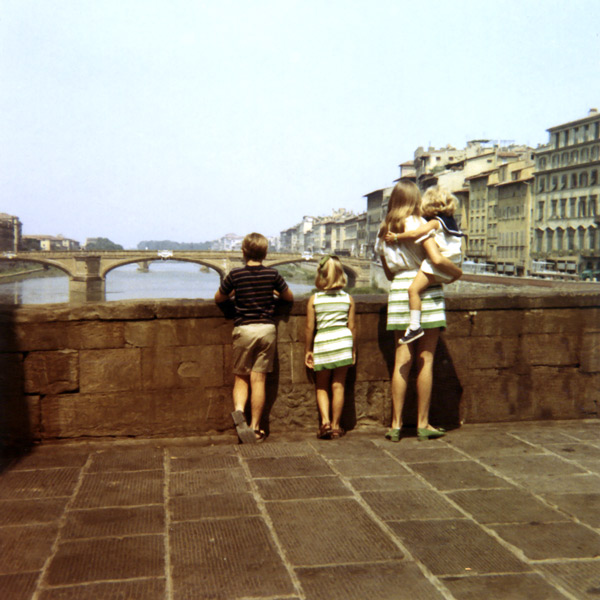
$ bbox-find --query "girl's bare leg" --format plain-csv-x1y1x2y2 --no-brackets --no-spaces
330,366,349,430
414,328,440,430
315,369,332,425
391,334,414,428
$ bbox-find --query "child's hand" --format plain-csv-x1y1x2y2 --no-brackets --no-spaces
384,232,397,244
304,351,314,369
352,347,356,365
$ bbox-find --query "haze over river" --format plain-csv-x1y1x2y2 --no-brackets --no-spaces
0,262,314,305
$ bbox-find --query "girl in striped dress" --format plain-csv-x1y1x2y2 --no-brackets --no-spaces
374,179,462,442
305,256,356,440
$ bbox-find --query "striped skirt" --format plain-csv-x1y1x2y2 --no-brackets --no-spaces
313,326,354,371
387,270,446,331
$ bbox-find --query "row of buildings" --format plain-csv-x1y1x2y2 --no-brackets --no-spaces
0,219,81,254
279,108,600,277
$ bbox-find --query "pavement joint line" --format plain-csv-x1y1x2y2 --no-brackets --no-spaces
40,575,167,590
162,448,174,600
423,438,597,600
315,439,457,600
30,450,93,600
236,446,306,599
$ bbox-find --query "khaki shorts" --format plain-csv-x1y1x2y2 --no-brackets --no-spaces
232,323,277,375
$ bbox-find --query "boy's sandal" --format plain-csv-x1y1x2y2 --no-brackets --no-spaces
385,428,402,442
231,410,256,444
254,430,266,443
330,428,345,439
317,423,332,439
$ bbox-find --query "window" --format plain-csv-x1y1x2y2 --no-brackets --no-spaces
578,228,585,250
579,198,587,217
561,175,568,189
567,229,575,251
552,154,559,167
537,201,544,220
551,199,558,218
552,176,558,190
556,229,564,250
591,196,598,217
580,172,588,187
560,198,567,218
582,148,589,162
539,157,547,169
571,150,578,164
546,229,554,252
590,228,596,251
591,170,598,185
562,152,569,165
569,197,576,217
571,173,578,188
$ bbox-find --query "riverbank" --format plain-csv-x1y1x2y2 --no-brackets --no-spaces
0,263,64,283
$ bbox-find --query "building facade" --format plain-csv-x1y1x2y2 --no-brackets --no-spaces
532,109,600,275
0,213,22,253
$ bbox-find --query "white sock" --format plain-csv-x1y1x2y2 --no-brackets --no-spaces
409,310,421,331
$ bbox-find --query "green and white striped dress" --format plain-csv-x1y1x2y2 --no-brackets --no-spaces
313,290,354,371
387,270,446,330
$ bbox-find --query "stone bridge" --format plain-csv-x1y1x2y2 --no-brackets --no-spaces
0,250,371,302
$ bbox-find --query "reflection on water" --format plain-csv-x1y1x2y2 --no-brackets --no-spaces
0,262,314,305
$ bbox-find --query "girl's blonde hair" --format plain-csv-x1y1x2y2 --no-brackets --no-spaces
421,186,457,218
315,255,347,290
377,179,422,238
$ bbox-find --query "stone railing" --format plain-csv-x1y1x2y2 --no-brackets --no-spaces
1,290,598,444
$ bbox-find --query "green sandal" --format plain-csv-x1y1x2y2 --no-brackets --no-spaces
385,428,402,442
417,427,445,441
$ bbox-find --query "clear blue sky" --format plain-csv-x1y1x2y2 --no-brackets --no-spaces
2,0,599,248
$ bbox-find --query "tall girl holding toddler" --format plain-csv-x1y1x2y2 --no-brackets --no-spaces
305,255,356,440
375,179,461,442
384,185,464,344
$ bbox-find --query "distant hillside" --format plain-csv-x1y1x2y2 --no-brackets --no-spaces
137,240,214,250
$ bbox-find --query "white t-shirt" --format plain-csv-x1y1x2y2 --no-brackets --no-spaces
374,216,433,273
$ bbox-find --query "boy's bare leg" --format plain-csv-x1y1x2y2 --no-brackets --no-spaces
233,374,250,413
315,370,332,425
330,366,348,430
249,371,267,432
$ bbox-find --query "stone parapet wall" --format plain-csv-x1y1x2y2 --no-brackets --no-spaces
1,291,598,443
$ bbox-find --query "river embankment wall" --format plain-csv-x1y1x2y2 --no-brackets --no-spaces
1,291,598,443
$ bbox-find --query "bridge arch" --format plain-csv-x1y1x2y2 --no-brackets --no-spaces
101,257,226,280
0,256,72,277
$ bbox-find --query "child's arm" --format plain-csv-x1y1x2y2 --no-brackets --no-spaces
279,287,294,302
304,295,316,369
214,289,232,303
348,296,356,364
422,238,462,282
384,220,438,244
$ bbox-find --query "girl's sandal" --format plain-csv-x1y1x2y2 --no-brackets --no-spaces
317,423,332,439
254,430,266,443
330,428,345,440
385,428,402,442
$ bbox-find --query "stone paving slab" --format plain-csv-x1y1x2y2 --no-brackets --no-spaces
296,562,447,600
0,420,599,600
441,573,570,600
446,488,567,524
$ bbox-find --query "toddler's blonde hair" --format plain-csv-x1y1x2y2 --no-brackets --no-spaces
421,186,457,218
315,255,347,290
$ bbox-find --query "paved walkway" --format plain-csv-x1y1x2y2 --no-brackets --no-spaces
1,420,600,600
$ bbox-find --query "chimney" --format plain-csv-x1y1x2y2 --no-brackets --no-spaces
589,108,598,115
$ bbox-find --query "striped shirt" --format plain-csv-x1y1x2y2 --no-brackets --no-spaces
219,265,289,326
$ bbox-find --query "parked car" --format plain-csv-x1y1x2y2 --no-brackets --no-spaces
580,269,600,281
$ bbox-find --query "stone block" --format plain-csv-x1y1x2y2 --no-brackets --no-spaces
68,321,125,349
0,352,23,394
14,322,71,351
445,336,518,371
355,340,392,381
141,345,223,390
79,349,142,393
460,371,527,423
276,314,300,343
521,333,579,366
468,310,525,337
580,332,600,373
125,318,232,348
445,311,473,337
24,350,79,394
522,307,590,334
530,367,579,420
0,393,40,443
41,389,215,438
289,342,310,385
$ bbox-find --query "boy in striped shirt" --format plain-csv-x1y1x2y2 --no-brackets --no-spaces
215,233,293,443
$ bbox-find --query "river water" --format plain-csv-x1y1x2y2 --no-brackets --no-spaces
0,262,315,305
